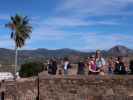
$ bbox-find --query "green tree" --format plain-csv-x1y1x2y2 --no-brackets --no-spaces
5,14,32,74
19,62,44,77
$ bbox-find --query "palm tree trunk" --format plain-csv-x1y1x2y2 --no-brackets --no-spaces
15,46,18,75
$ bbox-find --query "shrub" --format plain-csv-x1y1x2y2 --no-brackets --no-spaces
19,62,44,77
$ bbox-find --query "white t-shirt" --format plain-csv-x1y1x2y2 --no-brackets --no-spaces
96,57,106,68
64,61,69,70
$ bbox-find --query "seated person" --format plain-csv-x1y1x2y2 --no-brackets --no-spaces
107,57,115,74
114,56,126,74
88,55,100,74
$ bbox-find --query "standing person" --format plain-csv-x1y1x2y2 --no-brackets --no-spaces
114,56,127,74
77,58,85,75
88,55,100,74
47,58,57,75
95,50,106,73
63,57,69,75
48,59,53,75
52,58,57,75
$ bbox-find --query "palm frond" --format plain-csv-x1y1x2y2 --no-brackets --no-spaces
6,14,32,48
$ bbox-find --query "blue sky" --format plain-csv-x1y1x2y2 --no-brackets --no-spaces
0,0,133,50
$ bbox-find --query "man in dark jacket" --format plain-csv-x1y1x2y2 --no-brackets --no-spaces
114,56,126,74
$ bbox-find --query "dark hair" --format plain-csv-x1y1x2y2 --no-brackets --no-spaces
64,57,69,61
90,55,95,58
118,56,123,61
95,50,101,58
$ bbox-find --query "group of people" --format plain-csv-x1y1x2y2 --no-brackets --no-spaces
47,50,133,76
77,50,131,75
77,50,106,75
47,57,71,75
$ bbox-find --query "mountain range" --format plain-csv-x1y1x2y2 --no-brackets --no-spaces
0,45,133,65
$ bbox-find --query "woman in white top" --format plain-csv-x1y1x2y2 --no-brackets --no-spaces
63,57,69,75
95,50,106,74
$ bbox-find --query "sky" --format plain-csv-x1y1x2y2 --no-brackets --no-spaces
0,0,133,50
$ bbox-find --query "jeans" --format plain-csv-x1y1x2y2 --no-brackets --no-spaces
108,67,113,74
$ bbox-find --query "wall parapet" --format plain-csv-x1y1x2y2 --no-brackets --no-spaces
39,75,133,100
1,75,133,100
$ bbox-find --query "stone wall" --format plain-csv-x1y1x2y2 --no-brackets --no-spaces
3,78,37,100
2,75,133,100
39,75,133,100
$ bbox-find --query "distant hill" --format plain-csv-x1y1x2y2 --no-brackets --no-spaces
0,45,132,65
108,45,133,57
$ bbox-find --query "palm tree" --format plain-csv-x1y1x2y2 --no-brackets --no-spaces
5,14,32,74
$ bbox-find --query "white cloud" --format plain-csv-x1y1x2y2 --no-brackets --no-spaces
29,16,119,47
37,0,129,30
56,0,133,17
44,17,119,28
82,32,133,50
32,26,65,40
44,17,89,27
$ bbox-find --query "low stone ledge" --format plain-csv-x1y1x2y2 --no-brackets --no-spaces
1,75,133,100
39,74,133,80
